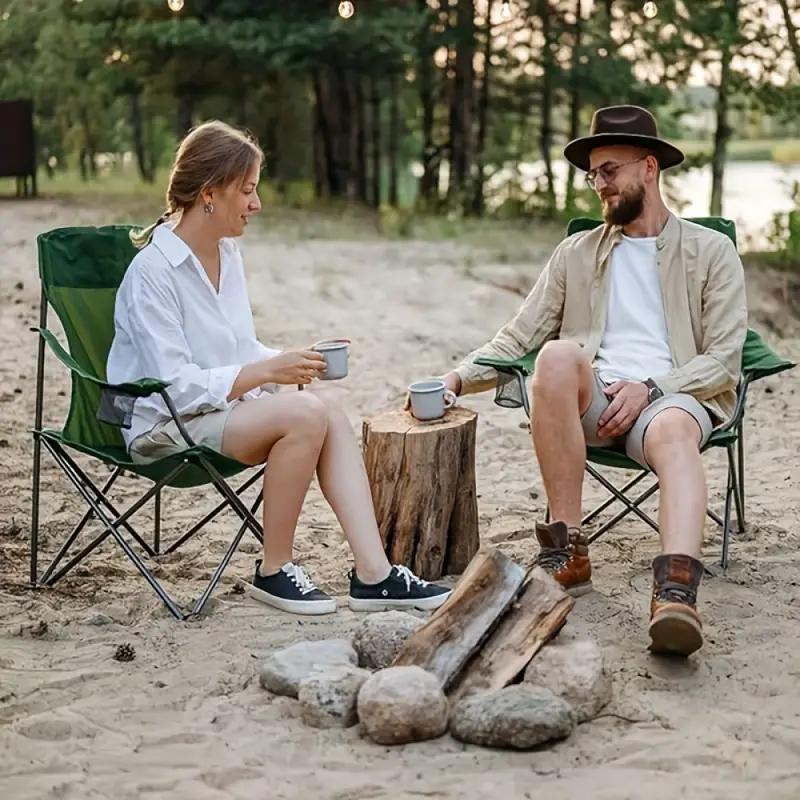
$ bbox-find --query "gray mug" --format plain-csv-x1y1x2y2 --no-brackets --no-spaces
408,379,457,421
314,341,349,380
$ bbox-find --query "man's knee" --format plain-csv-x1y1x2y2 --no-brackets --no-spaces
532,340,590,396
643,408,702,464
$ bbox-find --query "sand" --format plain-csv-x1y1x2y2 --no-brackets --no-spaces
2,197,800,800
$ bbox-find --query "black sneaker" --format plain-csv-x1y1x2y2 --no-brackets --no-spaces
348,565,452,612
244,560,337,616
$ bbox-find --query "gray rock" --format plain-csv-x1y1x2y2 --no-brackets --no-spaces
357,666,449,745
259,639,358,698
523,637,611,722
351,611,425,670
450,685,576,749
298,665,372,729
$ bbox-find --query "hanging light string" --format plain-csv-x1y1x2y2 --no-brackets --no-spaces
643,1,658,18
338,1,355,18
168,0,184,11
500,0,512,20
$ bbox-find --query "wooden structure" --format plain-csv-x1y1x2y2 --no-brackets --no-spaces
391,547,574,697
362,406,479,580
0,100,37,197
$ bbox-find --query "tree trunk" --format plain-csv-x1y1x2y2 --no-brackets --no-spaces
312,71,340,197
710,0,739,216
472,3,494,215
361,407,480,580
778,0,800,71
369,77,382,207
449,0,476,208
175,94,194,139
388,72,399,207
418,0,437,205
354,76,368,204
565,0,584,212
391,547,527,690
130,91,154,183
539,0,556,217
274,73,314,195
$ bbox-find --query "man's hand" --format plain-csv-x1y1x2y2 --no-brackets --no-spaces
403,371,462,410
596,380,650,439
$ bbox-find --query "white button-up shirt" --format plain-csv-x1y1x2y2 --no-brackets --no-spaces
106,223,280,448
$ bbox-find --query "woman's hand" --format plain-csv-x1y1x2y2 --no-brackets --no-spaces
263,350,327,385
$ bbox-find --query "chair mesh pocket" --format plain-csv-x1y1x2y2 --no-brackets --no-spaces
493,372,526,410
96,387,135,429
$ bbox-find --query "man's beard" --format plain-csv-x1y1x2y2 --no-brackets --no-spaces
602,183,645,226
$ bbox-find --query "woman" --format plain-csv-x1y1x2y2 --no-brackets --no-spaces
107,120,451,616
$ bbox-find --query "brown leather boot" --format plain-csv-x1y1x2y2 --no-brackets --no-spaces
534,521,593,597
648,554,704,657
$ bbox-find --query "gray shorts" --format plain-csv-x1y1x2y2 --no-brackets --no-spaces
129,406,236,464
581,372,713,469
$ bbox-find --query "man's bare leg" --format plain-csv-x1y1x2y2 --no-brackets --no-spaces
530,340,598,527
643,409,706,557
642,408,707,656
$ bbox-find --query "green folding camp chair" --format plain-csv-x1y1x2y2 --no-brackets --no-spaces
473,216,796,571
30,225,268,620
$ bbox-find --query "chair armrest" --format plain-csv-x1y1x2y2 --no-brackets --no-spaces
34,327,169,398
473,349,539,376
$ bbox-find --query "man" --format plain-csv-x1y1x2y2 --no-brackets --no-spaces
438,105,748,657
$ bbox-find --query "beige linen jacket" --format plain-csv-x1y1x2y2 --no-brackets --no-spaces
454,213,749,426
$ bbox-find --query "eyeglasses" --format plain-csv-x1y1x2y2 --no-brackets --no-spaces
586,156,647,189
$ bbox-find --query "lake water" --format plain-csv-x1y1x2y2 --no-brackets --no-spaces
485,160,800,250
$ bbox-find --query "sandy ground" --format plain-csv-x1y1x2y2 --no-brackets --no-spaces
2,197,800,800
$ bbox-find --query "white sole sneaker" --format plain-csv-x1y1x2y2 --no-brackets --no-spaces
347,589,452,613
241,581,337,616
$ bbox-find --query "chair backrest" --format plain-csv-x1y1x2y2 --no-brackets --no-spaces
37,225,138,449
566,215,738,247
564,216,795,381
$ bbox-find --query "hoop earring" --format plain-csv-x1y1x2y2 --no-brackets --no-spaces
204,203,214,214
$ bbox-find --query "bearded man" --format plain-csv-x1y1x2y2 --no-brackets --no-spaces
437,106,748,657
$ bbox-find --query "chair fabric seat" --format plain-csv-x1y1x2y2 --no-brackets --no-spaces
38,427,252,489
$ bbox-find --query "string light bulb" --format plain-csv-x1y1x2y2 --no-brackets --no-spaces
167,0,184,11
338,1,355,18
642,1,658,18
500,0,512,20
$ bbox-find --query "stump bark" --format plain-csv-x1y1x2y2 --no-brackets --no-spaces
362,406,479,580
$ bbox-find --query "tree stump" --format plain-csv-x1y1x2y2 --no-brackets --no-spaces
361,406,480,581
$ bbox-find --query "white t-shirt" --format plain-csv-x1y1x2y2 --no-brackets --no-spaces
593,234,674,385
106,224,281,448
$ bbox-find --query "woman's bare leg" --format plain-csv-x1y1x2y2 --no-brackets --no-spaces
221,392,327,574
311,390,392,584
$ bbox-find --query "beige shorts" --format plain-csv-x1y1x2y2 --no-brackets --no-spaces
581,372,713,469
129,407,236,464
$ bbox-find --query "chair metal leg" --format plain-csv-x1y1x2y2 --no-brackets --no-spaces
43,441,185,619
583,470,649,526
585,463,660,533
154,488,162,554
190,490,264,617
30,292,48,586
164,468,264,554
736,425,746,532
719,446,736,571
588,478,661,543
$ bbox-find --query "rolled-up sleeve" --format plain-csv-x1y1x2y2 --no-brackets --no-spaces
454,238,568,393
126,268,243,415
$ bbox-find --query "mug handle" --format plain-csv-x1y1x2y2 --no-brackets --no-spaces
444,389,458,409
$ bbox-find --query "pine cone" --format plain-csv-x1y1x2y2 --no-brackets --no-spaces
113,643,136,662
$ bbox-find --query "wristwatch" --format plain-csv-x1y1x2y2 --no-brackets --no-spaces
643,378,664,404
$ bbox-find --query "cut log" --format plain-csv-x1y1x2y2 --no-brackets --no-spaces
447,567,575,704
390,547,526,689
361,406,479,580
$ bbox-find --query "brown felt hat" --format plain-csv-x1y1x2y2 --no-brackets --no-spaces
563,105,685,172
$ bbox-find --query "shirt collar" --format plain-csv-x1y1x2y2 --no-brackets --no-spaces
596,211,678,267
151,222,192,268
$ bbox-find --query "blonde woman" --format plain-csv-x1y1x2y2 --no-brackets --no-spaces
107,120,451,616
